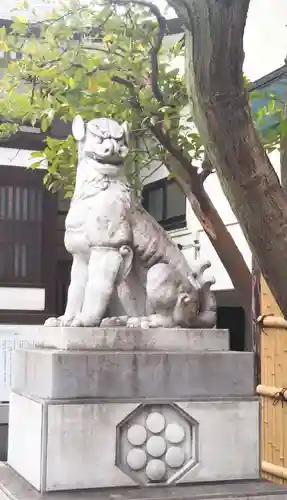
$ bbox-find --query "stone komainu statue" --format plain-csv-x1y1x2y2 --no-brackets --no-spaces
45,116,216,329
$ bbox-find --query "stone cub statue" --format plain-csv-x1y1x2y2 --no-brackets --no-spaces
45,115,216,329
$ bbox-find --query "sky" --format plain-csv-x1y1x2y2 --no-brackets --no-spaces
0,0,286,81
163,0,287,81
244,0,287,80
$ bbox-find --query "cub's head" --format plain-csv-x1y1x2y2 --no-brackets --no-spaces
72,115,129,169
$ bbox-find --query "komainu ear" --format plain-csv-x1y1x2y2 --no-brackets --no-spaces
72,115,86,141
122,121,130,146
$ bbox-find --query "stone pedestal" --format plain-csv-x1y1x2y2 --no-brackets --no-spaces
7,327,259,493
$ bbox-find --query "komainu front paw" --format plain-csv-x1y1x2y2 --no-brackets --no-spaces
101,316,128,327
126,317,150,329
70,314,101,327
44,317,59,327
44,315,75,327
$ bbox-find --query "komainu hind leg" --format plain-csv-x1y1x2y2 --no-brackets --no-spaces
100,260,216,329
122,262,197,329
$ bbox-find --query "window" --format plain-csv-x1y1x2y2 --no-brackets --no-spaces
142,179,186,231
0,166,46,285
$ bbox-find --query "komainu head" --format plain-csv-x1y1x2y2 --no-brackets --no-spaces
72,115,129,165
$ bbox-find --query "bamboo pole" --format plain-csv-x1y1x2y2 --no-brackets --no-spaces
262,461,287,480
256,384,287,399
257,315,287,329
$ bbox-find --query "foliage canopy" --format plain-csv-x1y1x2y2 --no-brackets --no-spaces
0,0,205,195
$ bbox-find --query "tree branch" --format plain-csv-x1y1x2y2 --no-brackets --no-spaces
30,76,37,104
199,153,214,182
140,1,167,104
141,161,164,183
111,0,166,104
150,122,198,179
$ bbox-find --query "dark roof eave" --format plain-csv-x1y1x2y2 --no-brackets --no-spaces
165,18,184,36
248,64,287,92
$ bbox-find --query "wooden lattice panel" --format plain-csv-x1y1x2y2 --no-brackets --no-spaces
258,278,287,484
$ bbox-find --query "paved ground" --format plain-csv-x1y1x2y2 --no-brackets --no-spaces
1,464,287,500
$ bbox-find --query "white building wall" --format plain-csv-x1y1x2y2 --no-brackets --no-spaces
0,288,45,311
0,146,46,168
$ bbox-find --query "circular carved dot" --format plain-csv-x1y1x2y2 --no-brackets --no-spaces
165,447,185,468
127,425,147,446
146,436,166,457
146,459,166,481
127,448,147,471
165,422,185,444
146,412,165,434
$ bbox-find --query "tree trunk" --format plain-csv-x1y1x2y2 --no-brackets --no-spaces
165,156,252,313
280,131,287,192
168,0,287,318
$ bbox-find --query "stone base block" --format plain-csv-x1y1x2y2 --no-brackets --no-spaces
8,392,259,492
12,349,254,399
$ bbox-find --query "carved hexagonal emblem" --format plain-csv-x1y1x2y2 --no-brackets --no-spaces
116,403,198,485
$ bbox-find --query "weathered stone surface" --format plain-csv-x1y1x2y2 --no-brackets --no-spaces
177,400,259,485
12,349,254,399
8,393,42,490
8,393,137,492
35,327,229,351
7,393,259,492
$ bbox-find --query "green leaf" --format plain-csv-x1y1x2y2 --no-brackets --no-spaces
69,77,76,89
41,116,48,132
30,151,44,158
0,26,7,40
64,191,74,198
30,160,43,169
167,172,176,180
14,15,28,23
0,41,8,52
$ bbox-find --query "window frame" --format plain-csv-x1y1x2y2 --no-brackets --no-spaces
142,178,187,231
0,165,54,288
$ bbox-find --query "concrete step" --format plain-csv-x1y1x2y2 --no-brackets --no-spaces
0,465,287,500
